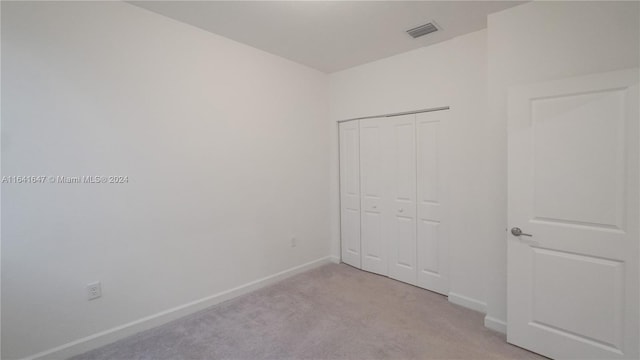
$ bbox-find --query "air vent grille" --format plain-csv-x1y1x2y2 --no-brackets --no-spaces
406,22,438,38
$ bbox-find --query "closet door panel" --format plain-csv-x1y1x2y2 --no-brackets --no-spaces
416,111,449,294
387,114,417,285
339,121,361,268
359,118,388,275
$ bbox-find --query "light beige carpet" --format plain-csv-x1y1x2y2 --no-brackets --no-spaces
72,263,544,360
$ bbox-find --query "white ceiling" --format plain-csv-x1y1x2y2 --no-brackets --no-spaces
129,1,525,73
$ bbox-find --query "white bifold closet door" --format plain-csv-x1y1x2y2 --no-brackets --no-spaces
340,110,449,295
359,117,389,275
387,115,418,285
339,121,361,268
416,111,448,294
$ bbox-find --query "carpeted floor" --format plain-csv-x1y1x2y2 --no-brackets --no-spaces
72,263,544,360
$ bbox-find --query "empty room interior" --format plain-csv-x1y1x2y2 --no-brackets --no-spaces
2,1,640,359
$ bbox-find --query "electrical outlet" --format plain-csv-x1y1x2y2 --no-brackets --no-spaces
87,281,102,301
291,237,297,248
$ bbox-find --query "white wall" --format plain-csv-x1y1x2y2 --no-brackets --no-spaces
1,2,330,359
484,0,640,329
330,29,489,310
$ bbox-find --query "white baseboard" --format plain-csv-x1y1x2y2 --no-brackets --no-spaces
484,315,507,334
329,255,340,264
447,292,486,313
25,256,334,360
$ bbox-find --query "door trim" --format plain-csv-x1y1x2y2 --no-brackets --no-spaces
337,106,450,123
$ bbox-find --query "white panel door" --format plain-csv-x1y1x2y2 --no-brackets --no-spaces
507,69,639,359
339,121,361,268
387,114,417,285
416,111,449,295
359,117,389,276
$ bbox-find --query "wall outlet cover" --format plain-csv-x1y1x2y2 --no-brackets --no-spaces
87,282,102,301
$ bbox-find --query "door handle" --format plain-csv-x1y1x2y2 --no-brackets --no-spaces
511,227,532,237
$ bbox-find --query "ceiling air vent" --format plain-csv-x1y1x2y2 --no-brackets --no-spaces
406,22,438,39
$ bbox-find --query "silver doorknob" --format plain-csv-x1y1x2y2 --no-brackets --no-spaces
511,227,532,237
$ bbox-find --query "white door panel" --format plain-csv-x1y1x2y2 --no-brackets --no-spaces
416,111,449,295
507,69,639,359
339,121,361,268
417,220,440,275
388,115,417,285
360,118,388,275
